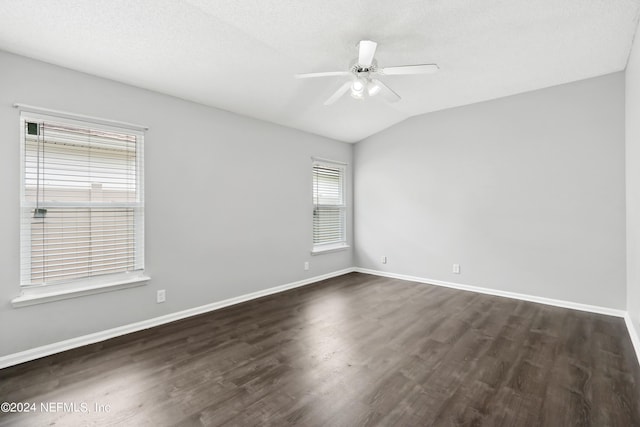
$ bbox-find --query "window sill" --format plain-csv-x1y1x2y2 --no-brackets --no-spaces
12,273,150,308
311,243,350,255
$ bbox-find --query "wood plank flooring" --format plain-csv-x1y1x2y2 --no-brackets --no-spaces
1,272,639,426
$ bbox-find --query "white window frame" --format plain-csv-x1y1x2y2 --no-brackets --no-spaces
311,158,349,254
13,107,149,307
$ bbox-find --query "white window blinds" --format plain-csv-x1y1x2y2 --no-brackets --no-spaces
313,161,346,248
20,113,144,287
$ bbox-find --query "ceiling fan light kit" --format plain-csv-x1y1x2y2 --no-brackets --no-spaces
367,80,381,97
350,78,366,99
295,40,439,105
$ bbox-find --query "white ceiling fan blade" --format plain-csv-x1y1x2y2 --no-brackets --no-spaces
358,40,377,67
295,71,351,79
372,79,401,103
324,81,352,106
379,64,439,75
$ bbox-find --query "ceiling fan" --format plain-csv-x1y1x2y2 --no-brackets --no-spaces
295,40,439,105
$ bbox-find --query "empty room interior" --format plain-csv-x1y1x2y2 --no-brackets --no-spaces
3,1,640,425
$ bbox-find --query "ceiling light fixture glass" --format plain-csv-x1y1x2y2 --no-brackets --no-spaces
350,78,366,99
367,80,381,97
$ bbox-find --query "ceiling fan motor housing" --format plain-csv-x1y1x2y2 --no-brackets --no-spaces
351,60,377,75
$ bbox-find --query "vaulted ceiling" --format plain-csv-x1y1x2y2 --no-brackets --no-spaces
1,0,639,142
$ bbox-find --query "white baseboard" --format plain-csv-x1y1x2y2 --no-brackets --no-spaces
0,268,355,369
624,313,640,366
355,268,626,318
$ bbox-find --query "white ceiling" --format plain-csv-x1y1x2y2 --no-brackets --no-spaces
0,0,639,142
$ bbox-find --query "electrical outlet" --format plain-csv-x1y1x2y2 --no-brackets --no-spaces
453,264,460,274
157,289,166,303
304,261,309,271
381,256,387,264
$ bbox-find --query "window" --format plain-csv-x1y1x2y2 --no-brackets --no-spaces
18,111,146,301
312,159,347,253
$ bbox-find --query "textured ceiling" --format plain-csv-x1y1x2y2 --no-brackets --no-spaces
0,0,639,142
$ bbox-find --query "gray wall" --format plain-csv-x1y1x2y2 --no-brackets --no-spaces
627,22,640,331
0,51,353,357
355,73,626,309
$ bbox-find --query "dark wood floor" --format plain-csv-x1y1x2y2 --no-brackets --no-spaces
1,272,639,426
